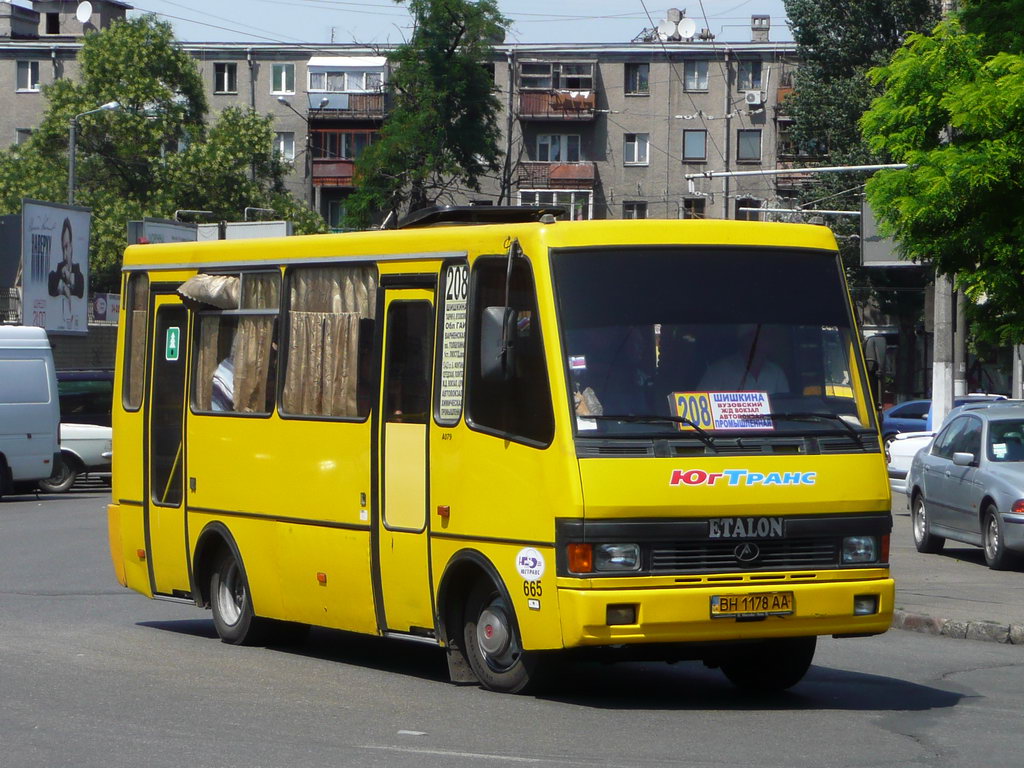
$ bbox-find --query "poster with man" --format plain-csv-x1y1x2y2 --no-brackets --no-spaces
21,199,91,334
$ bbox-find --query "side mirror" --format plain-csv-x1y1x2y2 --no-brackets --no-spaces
952,451,975,467
480,306,517,382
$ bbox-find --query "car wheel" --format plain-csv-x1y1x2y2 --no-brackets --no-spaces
210,550,268,645
38,455,80,494
982,505,1016,570
462,581,540,693
912,494,944,554
720,636,817,692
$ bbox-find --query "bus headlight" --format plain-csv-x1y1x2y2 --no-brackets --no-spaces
594,543,641,572
842,536,879,564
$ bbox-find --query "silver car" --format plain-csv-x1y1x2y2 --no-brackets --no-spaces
908,404,1024,569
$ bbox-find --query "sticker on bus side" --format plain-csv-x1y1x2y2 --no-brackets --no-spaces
516,547,545,581
670,391,774,431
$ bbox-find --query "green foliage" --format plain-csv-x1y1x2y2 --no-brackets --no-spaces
862,8,1024,343
0,16,324,292
345,0,509,228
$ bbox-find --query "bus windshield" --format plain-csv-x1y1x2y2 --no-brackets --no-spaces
552,246,876,438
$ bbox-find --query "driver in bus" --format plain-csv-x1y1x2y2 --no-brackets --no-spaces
699,323,789,393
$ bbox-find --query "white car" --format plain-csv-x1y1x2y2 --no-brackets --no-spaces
38,423,112,493
887,430,934,499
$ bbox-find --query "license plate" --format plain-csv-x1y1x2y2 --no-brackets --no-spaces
710,592,794,618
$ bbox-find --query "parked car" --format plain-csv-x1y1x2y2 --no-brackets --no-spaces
38,423,112,493
37,370,115,493
907,402,1024,569
882,394,1009,441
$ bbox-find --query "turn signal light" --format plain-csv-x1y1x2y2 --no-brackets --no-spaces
881,534,890,563
567,543,593,573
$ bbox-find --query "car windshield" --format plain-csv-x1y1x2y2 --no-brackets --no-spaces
551,246,876,438
987,419,1024,462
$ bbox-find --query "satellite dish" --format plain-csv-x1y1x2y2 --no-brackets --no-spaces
75,2,93,24
656,19,677,41
678,17,697,39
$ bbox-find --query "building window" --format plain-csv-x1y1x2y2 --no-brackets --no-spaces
737,129,762,161
271,63,295,94
625,63,649,95
214,63,238,94
537,134,581,163
274,132,295,161
736,197,761,221
45,13,60,34
312,130,376,160
738,60,763,91
623,133,649,165
623,202,647,219
15,128,33,144
683,60,709,91
519,62,594,90
520,190,591,220
309,70,382,92
327,200,347,230
681,198,706,219
682,129,707,161
16,61,40,92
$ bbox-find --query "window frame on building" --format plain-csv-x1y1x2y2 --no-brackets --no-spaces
623,201,647,219
519,61,594,91
537,134,582,163
274,131,296,161
683,60,709,91
682,129,707,162
16,60,41,92
214,62,238,94
623,133,650,166
735,196,762,221
736,129,762,162
681,198,706,219
519,190,592,220
738,59,763,91
624,62,650,95
271,63,296,95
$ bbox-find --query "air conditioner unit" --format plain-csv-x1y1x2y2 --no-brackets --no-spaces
745,90,763,107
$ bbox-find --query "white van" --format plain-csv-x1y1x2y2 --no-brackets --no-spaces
0,326,60,498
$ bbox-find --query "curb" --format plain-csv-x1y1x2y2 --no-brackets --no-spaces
893,609,1024,645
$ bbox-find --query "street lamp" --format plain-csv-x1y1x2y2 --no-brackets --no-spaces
68,100,120,205
277,96,328,211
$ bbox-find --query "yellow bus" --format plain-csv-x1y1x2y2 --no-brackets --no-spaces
108,207,893,693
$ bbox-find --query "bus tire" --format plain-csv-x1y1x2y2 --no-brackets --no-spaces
720,636,816,692
463,580,538,694
210,549,267,646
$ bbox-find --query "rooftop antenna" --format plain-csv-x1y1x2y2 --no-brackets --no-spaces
75,1,93,24
656,8,697,42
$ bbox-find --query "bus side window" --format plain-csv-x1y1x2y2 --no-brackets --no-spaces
281,265,377,419
467,257,554,445
123,272,149,410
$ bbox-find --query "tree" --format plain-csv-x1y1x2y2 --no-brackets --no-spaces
0,16,323,292
344,0,509,228
861,1,1024,344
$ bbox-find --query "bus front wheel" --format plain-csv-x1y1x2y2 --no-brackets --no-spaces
719,636,816,692
210,550,267,645
463,581,538,694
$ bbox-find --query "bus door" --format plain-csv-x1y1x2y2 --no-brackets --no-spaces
144,294,191,597
376,288,435,634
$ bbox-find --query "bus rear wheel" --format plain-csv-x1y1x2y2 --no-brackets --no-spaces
720,636,817,692
463,581,538,694
210,550,267,645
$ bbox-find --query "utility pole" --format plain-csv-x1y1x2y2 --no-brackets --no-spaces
954,289,967,396
932,275,954,427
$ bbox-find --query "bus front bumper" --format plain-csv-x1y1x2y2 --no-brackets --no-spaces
555,575,895,648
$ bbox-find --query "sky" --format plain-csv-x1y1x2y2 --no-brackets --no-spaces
99,0,795,46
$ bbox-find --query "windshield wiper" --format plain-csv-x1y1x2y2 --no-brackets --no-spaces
587,413,716,450
768,411,869,447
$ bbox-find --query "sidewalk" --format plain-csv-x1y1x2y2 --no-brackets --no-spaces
888,494,1024,644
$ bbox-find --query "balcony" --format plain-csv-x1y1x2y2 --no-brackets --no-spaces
517,161,595,189
519,90,596,121
307,92,386,119
312,159,355,187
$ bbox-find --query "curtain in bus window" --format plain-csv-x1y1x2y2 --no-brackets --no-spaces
232,316,275,413
195,315,221,410
283,265,377,417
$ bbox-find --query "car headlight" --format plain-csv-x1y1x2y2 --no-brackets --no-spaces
594,543,641,572
842,536,879,564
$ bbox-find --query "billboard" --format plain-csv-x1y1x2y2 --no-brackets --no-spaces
22,199,91,335
127,218,197,245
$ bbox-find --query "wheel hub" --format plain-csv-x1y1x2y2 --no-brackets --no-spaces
477,606,510,657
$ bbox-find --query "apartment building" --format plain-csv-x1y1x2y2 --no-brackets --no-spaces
1,1,802,226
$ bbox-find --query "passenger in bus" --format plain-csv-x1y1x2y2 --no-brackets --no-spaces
569,325,653,416
699,324,789,393
211,353,235,411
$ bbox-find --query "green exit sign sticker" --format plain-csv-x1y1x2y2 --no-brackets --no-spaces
165,327,181,361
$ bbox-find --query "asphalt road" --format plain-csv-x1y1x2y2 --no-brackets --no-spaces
2,489,1023,768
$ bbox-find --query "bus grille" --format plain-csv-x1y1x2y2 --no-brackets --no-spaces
650,538,839,572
